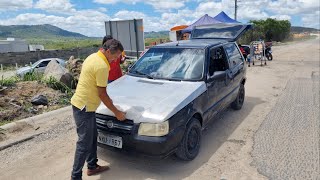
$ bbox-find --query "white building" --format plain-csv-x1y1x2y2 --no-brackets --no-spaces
0,38,29,53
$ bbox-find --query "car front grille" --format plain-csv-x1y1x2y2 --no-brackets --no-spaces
96,113,134,134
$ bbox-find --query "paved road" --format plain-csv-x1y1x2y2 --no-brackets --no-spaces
252,38,320,179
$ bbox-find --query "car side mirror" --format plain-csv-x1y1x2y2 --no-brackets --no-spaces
208,71,226,82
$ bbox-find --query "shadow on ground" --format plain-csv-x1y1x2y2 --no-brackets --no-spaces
96,96,264,180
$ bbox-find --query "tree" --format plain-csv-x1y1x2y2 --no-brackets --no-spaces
239,18,291,44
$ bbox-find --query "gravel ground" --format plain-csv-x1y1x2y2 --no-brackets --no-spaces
252,76,320,180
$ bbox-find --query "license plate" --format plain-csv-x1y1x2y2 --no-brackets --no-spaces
98,133,122,149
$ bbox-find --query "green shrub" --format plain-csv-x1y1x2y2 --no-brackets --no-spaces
22,71,43,82
43,76,74,98
0,76,19,86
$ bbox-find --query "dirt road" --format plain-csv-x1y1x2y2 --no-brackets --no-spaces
0,37,319,180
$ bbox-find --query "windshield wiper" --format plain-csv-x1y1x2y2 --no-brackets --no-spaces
168,79,182,81
133,70,154,79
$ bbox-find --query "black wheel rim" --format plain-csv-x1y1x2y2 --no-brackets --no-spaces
187,127,199,154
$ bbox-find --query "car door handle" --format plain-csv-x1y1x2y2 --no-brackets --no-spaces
226,70,233,79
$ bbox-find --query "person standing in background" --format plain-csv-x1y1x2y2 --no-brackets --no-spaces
102,35,126,83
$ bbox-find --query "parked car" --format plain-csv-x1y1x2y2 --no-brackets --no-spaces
16,58,66,77
95,23,251,160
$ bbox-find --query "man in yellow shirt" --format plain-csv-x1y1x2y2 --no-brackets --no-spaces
70,39,126,180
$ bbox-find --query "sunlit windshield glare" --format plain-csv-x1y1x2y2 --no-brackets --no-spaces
129,48,205,81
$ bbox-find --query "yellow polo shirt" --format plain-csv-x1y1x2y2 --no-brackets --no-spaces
71,51,110,112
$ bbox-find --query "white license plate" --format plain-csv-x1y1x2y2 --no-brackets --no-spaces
98,133,122,149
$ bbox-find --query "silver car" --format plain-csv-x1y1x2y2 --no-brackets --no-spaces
16,58,66,77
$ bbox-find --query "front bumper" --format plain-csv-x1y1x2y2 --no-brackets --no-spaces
96,113,185,158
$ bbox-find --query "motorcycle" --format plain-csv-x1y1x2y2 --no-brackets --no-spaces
265,42,273,61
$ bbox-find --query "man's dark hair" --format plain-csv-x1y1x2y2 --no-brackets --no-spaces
102,39,124,53
102,35,113,45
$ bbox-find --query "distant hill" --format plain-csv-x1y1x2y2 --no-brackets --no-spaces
291,26,319,33
144,31,169,39
143,26,320,39
0,24,87,39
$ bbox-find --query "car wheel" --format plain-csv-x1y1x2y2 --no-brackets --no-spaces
231,84,245,110
175,118,201,161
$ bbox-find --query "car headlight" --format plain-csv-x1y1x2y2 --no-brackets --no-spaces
138,121,169,137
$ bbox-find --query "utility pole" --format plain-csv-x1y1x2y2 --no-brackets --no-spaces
234,0,238,20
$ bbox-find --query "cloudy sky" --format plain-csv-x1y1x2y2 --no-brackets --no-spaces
0,0,319,37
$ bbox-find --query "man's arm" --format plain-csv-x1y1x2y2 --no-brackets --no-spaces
97,87,126,121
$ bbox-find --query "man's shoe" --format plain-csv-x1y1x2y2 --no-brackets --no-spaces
87,165,110,176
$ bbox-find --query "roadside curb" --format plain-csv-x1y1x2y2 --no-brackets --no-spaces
0,106,72,133
0,132,42,151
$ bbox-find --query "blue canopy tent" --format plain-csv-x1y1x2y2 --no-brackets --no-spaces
213,11,240,23
181,14,220,33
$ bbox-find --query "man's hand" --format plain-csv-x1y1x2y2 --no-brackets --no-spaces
98,87,126,121
115,110,126,121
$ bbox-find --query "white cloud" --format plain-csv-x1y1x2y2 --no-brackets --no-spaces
94,0,140,5
267,0,320,15
98,7,108,12
0,0,33,11
270,15,291,21
113,10,164,32
34,0,76,14
0,10,111,37
94,0,187,11
195,0,236,18
114,10,146,19
302,11,320,29
148,0,185,11
1,0,319,38
161,9,193,27
113,9,196,32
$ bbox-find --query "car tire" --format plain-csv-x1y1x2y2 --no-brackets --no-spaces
175,118,201,161
231,84,245,110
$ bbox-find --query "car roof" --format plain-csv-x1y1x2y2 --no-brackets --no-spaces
155,39,230,49
39,58,64,62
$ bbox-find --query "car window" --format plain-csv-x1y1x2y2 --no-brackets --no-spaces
224,43,243,69
129,48,205,81
38,60,50,68
208,46,229,76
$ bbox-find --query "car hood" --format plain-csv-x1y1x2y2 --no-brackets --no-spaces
96,75,207,123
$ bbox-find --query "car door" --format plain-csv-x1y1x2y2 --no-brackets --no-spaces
34,60,51,73
224,43,245,102
205,46,232,121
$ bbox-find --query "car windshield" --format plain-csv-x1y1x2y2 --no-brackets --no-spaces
31,60,42,67
129,48,205,81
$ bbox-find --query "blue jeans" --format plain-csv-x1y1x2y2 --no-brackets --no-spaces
71,106,98,180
